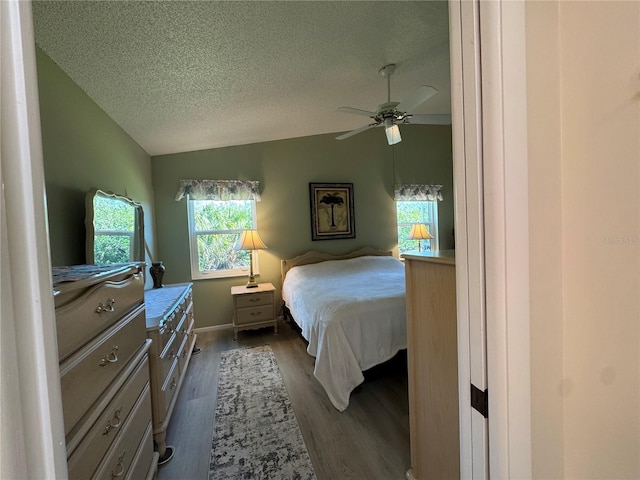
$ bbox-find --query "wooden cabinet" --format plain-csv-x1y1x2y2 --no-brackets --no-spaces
144,283,197,464
402,251,459,480
52,263,158,480
231,282,277,340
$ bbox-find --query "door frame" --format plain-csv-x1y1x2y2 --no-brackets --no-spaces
450,0,532,478
1,1,68,478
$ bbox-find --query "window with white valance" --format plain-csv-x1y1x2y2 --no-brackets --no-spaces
394,184,442,254
176,180,262,280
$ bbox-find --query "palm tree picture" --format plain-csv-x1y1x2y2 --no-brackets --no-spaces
319,192,344,228
309,183,355,240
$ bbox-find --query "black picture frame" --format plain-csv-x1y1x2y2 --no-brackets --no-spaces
309,183,355,241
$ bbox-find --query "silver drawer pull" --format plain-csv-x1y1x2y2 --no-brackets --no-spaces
249,297,261,303
96,298,116,315
103,407,122,435
99,346,119,366
111,450,126,478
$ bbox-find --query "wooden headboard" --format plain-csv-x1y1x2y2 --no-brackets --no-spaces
280,246,392,284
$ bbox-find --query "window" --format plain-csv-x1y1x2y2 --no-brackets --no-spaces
396,200,439,254
92,194,137,264
187,199,258,279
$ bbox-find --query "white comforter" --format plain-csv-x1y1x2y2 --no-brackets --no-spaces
282,255,407,411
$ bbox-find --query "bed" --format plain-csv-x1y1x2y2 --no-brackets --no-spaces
281,247,407,411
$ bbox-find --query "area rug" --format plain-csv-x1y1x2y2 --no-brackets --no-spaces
209,345,317,480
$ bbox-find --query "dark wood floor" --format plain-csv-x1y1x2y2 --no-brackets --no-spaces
156,321,410,480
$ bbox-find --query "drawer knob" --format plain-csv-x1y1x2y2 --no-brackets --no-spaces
103,407,122,435
249,297,260,303
99,346,119,367
170,378,177,390
96,298,116,315
111,450,126,478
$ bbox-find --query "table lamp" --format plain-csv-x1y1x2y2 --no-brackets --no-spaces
408,223,433,252
234,229,267,288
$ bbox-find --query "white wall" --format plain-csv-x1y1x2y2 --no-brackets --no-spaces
527,1,640,478
560,2,639,478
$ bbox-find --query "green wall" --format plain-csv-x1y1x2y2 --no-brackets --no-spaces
152,125,453,328
35,46,453,330
36,47,156,269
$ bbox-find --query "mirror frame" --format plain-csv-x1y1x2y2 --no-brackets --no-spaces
85,188,145,264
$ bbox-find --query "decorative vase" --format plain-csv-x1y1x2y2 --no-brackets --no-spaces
150,261,165,288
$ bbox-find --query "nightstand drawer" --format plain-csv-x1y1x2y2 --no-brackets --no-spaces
235,292,273,308
236,305,273,325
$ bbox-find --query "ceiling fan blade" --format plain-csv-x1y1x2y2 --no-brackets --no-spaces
396,85,438,113
335,123,377,140
337,106,376,117
406,114,452,125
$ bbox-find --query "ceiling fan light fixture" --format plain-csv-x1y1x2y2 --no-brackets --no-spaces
385,123,401,145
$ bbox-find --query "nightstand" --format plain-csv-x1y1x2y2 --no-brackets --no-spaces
231,282,277,340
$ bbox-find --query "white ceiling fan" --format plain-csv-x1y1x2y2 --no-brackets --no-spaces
335,64,451,145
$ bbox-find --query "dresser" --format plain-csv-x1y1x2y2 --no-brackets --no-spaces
231,282,277,340
144,283,197,464
52,263,158,480
402,251,460,480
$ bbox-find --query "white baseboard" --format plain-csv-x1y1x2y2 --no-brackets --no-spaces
194,316,285,334
194,323,233,333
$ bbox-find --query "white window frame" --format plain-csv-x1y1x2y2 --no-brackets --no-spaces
396,200,440,253
187,198,259,280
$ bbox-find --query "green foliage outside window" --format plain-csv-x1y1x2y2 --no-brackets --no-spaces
192,200,253,273
93,196,135,264
94,235,131,264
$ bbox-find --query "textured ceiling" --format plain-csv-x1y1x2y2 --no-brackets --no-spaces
32,1,450,156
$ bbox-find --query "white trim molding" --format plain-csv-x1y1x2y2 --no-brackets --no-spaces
479,1,532,478
1,1,68,477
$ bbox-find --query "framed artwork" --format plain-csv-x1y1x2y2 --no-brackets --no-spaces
309,183,355,240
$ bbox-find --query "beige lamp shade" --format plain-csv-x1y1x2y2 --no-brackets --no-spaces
235,229,268,251
234,229,267,288
408,223,432,252
408,223,433,240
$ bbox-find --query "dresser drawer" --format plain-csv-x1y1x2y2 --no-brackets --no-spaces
236,305,274,325
67,357,150,480
125,422,155,480
235,291,273,309
93,387,153,480
156,323,174,355
60,306,147,435
154,357,180,425
159,334,180,383
176,330,189,375
55,270,144,361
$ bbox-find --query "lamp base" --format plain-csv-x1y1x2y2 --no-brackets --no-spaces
246,274,258,288
246,250,259,287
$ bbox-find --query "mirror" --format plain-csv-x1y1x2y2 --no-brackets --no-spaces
85,188,145,264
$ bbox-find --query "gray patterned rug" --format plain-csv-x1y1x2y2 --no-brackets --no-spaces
209,345,317,480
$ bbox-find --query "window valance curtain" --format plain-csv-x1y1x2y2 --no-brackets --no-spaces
175,180,261,202
394,184,443,201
